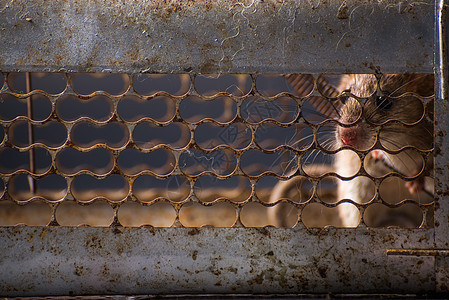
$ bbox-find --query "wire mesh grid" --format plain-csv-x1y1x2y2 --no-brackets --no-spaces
0,72,435,229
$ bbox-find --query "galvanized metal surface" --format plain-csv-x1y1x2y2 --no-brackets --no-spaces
0,226,435,296
0,0,434,74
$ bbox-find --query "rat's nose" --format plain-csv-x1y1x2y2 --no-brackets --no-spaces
339,127,359,146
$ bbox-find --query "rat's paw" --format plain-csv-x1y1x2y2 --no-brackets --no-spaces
405,177,425,194
372,150,385,160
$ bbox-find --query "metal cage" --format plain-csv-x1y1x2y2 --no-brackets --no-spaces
0,0,448,296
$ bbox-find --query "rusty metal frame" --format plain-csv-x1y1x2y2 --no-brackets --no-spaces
0,0,434,74
433,0,449,292
0,227,436,295
0,0,448,296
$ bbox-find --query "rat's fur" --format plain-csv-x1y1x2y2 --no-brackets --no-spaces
268,74,434,228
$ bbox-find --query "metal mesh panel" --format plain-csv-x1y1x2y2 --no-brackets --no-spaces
0,72,435,229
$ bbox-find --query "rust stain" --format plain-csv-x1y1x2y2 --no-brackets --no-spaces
73,263,84,276
188,228,200,236
192,250,198,260
39,229,47,239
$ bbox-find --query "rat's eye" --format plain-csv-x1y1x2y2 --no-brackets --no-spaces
375,96,393,110
339,95,349,104
339,89,351,104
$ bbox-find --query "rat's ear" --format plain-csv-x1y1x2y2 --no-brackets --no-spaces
284,74,348,118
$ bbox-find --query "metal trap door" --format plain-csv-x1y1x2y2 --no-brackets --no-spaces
0,0,448,296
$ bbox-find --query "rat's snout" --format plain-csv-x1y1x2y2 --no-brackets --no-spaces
338,126,360,147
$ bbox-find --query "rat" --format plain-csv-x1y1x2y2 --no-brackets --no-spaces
268,74,434,228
